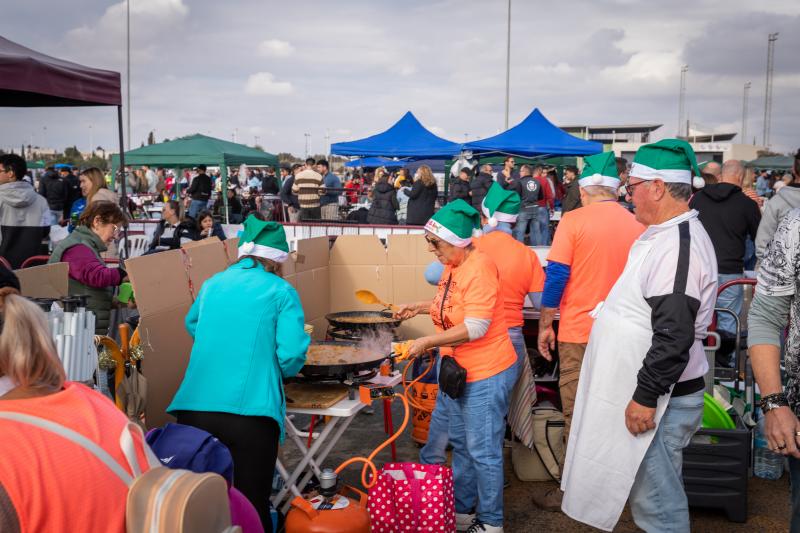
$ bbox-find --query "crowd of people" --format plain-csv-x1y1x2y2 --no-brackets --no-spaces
0,141,799,532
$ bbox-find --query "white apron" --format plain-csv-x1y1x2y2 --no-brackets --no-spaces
560,237,673,531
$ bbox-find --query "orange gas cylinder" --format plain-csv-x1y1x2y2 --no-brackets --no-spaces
285,485,370,533
409,381,438,444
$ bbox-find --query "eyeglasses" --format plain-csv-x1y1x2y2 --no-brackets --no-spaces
425,236,443,249
623,179,649,196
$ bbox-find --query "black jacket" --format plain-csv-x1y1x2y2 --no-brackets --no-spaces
280,176,300,209
513,175,543,210
406,181,438,225
213,196,243,217
470,172,493,211
689,183,761,274
261,174,280,195
148,219,197,251
561,180,582,213
448,179,471,203
367,182,399,225
62,173,81,219
187,173,212,201
38,170,68,211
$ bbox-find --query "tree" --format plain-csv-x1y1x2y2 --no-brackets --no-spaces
147,131,156,145
253,144,265,152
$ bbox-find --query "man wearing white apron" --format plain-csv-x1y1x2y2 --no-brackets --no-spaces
561,139,718,532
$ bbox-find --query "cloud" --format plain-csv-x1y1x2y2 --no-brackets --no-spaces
244,72,293,95
258,39,294,58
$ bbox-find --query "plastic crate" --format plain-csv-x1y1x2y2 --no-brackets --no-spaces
683,424,751,523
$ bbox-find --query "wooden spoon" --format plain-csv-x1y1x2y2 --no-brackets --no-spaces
355,289,398,311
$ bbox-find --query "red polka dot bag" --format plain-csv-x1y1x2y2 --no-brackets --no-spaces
367,462,455,532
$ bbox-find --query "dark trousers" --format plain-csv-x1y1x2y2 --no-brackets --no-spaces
176,410,279,533
300,207,321,221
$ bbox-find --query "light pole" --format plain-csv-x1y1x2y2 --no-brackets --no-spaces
254,135,260,147
504,0,511,130
741,82,751,144
304,133,310,158
325,129,330,161
677,65,689,137
763,32,778,148
126,0,131,151
89,124,93,155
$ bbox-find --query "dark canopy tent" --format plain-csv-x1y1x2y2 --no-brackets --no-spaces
464,108,603,158
331,111,462,158
0,35,129,253
746,155,794,170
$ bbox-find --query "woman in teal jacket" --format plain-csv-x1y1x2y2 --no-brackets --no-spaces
168,215,308,531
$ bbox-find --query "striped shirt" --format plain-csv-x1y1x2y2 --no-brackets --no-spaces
291,169,323,209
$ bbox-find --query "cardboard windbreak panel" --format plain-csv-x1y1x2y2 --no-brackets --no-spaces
15,262,69,299
291,237,330,340
125,238,231,427
327,234,436,339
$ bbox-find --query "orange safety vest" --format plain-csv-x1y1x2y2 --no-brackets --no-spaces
0,382,151,533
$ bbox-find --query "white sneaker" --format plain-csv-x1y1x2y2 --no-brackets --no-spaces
466,520,503,533
456,513,476,532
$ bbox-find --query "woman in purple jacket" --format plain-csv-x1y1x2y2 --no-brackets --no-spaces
49,202,127,334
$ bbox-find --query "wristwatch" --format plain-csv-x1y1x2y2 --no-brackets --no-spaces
760,392,790,413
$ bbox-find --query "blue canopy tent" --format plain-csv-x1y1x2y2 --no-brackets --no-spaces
331,111,462,158
344,157,406,168
464,108,603,157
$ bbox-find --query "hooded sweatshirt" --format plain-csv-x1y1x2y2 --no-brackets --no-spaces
0,181,50,268
689,182,761,274
755,183,800,259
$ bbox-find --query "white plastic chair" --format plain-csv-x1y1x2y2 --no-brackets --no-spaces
123,235,150,258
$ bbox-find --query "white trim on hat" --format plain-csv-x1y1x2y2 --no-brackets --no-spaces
578,174,621,189
424,219,472,248
238,242,289,263
629,163,692,184
481,199,518,223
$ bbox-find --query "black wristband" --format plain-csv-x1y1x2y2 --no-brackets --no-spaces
760,392,789,412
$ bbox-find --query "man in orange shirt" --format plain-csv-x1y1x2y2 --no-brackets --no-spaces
534,151,644,510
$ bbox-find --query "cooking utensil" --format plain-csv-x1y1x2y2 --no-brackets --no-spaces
355,290,398,311
325,311,403,331
299,340,389,379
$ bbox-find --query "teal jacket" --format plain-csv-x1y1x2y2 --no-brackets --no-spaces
167,259,309,438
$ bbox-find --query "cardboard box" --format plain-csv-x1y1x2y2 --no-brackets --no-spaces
125,232,442,426
15,262,69,299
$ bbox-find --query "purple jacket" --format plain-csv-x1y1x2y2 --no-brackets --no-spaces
61,244,122,288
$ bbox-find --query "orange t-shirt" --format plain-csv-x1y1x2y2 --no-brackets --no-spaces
547,201,645,343
0,382,152,533
430,248,517,382
474,230,546,327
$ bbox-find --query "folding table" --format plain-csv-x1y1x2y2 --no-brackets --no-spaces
272,372,401,513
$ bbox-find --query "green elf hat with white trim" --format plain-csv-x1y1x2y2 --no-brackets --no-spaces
630,138,705,188
424,199,482,248
578,151,620,188
481,181,521,227
237,215,290,263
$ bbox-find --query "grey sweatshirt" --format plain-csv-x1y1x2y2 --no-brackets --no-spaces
755,184,800,259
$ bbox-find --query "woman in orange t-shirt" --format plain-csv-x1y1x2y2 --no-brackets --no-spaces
0,288,153,532
395,200,517,532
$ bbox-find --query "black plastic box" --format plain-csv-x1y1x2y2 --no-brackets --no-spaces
683,426,751,522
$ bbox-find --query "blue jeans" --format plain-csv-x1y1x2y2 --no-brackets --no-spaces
450,362,519,527
420,328,527,466
513,208,540,245
188,199,208,219
790,456,800,533
629,390,704,533
536,208,551,245
716,273,744,335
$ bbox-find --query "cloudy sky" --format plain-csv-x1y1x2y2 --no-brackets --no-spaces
3,0,799,156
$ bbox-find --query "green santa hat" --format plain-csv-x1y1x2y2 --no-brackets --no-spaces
578,151,620,189
237,215,290,263
424,199,482,248
630,138,704,188
481,181,521,227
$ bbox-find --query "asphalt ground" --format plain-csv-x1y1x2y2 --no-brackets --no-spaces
280,399,792,532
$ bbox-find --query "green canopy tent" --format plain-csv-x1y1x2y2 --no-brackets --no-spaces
745,155,794,171
111,133,279,221
26,159,46,169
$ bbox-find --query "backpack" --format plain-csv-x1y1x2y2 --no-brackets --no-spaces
146,423,234,485
510,407,565,482
0,412,239,533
